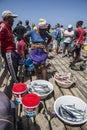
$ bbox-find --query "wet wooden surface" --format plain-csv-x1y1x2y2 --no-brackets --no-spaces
0,49,87,130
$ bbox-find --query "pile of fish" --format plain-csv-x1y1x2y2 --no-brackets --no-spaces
59,104,86,122
28,83,51,95
54,72,74,84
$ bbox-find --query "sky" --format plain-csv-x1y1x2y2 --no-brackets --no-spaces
0,0,87,28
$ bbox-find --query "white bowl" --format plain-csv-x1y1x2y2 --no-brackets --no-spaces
54,73,76,88
54,95,87,126
28,80,53,99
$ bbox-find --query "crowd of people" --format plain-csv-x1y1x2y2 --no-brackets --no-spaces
0,10,87,82
0,10,87,130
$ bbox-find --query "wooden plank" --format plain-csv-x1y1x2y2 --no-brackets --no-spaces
66,125,81,130
51,118,65,130
35,114,50,130
49,52,87,130
0,67,8,86
45,77,66,130
0,50,87,130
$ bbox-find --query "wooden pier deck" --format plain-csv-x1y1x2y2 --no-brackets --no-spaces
0,50,87,130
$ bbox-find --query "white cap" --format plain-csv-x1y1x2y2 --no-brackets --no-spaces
68,24,73,28
2,10,18,18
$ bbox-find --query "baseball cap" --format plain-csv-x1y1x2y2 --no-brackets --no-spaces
2,10,18,18
68,24,73,28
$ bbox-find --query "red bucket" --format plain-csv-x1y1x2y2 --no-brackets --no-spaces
22,93,40,117
12,83,27,104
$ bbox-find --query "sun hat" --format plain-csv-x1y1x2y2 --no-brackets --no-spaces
68,24,73,28
2,10,18,18
38,18,48,29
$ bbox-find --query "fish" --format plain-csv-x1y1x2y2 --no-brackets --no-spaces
33,83,48,88
28,84,51,95
58,104,86,122
33,87,50,93
61,105,77,118
64,105,85,116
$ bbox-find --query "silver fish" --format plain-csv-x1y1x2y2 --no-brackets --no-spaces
33,83,48,88
58,105,86,122
64,105,86,116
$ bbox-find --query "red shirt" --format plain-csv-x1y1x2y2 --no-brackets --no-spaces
17,40,26,57
0,20,16,53
76,27,85,45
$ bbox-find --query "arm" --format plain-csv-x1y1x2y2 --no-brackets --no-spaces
64,33,73,37
45,32,52,44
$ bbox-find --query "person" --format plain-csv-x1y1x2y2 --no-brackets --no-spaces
32,23,37,30
60,25,65,46
25,20,31,31
0,10,21,83
24,19,51,80
46,24,53,51
52,23,61,54
62,24,74,57
0,91,13,130
17,35,30,59
72,21,86,61
38,20,52,53
13,20,26,42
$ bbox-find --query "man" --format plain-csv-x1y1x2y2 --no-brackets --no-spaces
13,20,26,42
62,24,74,57
0,10,21,83
73,21,86,61
53,23,61,54
25,20,31,31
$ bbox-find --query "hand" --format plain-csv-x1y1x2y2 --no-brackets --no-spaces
75,42,80,48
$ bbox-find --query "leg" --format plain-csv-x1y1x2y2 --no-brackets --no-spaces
62,42,67,55
2,52,19,83
34,64,39,79
75,46,81,61
40,64,47,80
56,41,60,54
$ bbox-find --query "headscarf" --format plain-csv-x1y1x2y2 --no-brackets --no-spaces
38,18,48,29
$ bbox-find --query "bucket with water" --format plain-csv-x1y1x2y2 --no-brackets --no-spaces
22,93,40,117
12,83,28,104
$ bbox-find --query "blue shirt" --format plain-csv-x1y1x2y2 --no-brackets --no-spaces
52,28,61,42
27,30,44,43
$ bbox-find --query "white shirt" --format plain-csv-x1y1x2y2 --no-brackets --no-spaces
64,30,74,43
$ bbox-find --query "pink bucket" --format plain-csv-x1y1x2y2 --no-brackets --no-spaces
22,93,40,117
12,83,27,104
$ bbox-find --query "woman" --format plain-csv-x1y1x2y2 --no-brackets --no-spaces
24,19,51,80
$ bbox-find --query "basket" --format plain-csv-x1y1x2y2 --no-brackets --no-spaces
54,72,76,88
54,95,87,126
